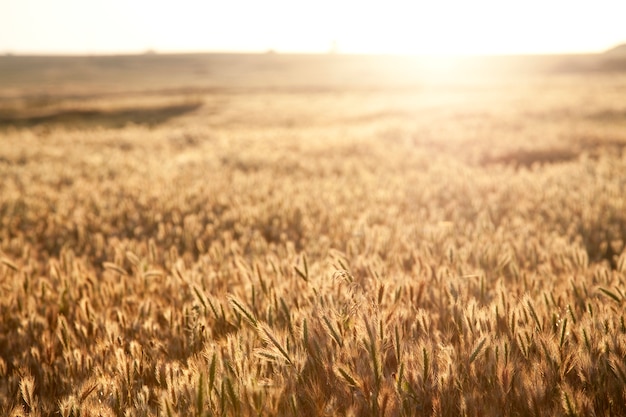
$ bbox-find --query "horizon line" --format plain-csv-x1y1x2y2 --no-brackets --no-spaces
1,47,619,58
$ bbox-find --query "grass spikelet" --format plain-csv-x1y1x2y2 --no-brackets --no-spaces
102,261,128,276
598,287,622,304
1,257,19,271
79,382,98,404
143,269,164,278
394,325,401,366
192,285,208,311
582,328,591,351
196,372,205,416
302,317,309,347
224,377,240,414
125,250,141,267
207,352,217,390
322,314,344,348
293,253,310,283
469,337,487,364
562,389,577,417
336,366,359,389
258,322,293,366
294,266,307,282
559,317,568,348
395,362,404,393
525,297,543,332
422,346,430,382
364,317,382,391
608,355,626,385
20,373,36,412
228,295,258,327
567,304,577,324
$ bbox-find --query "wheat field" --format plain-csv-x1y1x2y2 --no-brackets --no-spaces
1,53,626,416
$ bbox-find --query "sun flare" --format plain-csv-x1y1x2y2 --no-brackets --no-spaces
327,1,611,56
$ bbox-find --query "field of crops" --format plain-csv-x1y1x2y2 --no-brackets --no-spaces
1,53,626,416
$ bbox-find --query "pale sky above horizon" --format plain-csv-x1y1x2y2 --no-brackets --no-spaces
1,0,625,56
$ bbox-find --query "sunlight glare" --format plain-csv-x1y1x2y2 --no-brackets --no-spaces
333,1,544,55
318,0,626,56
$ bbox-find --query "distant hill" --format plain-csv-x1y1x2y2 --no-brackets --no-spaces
598,43,626,71
605,43,626,55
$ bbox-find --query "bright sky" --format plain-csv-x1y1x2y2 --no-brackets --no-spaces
1,0,625,55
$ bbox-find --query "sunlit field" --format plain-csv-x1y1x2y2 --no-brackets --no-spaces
1,52,626,417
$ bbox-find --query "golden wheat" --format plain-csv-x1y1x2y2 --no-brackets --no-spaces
1,58,626,416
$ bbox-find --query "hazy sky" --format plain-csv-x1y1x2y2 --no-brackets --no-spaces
1,0,625,55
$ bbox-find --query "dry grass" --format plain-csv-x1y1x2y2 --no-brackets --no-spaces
1,54,626,416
